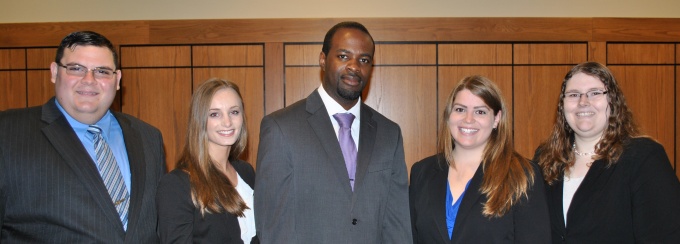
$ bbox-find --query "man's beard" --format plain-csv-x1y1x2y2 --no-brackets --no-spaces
338,87,362,101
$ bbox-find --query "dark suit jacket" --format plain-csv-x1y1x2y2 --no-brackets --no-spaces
410,154,551,244
0,98,165,243
156,159,257,244
535,138,680,244
254,90,412,244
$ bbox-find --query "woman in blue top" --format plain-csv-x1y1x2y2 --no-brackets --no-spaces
409,75,551,243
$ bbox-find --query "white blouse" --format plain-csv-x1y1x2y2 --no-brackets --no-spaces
235,173,256,243
562,175,584,226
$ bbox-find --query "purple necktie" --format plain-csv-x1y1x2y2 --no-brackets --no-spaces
333,113,357,191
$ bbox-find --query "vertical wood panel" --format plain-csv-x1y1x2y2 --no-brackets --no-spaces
192,67,264,168
514,44,587,64
513,66,574,158
193,45,263,66
439,44,512,65
120,46,191,67
26,48,56,69
284,67,321,106
589,41,607,64
265,42,284,115
677,65,680,178
26,70,54,106
0,71,27,110
609,66,675,166
285,44,322,66
121,68,192,170
373,44,436,65
607,44,675,64
365,66,437,175
0,49,26,69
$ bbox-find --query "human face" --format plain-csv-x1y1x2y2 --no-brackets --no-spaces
50,45,121,125
448,89,501,151
563,72,610,140
206,88,244,155
319,28,374,110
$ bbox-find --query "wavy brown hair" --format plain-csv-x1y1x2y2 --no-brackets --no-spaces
439,75,534,218
175,78,249,216
536,62,641,185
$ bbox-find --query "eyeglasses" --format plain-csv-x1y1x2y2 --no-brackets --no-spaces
563,90,608,102
57,63,117,80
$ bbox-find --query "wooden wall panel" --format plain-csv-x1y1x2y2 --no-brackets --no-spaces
589,42,607,64
121,68,192,171
284,67,321,106
120,46,191,67
0,71,27,110
192,68,265,168
0,49,26,69
26,70,54,107
513,66,573,158
193,45,263,66
437,66,514,133
27,48,55,69
285,44,322,66
373,44,436,65
439,44,512,65
364,66,437,174
264,42,284,115
607,44,675,64
609,66,675,166
514,44,587,64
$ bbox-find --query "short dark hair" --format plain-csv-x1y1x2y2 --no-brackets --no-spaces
321,21,374,55
54,31,118,69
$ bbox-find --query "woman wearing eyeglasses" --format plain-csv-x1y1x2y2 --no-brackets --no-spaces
533,62,680,243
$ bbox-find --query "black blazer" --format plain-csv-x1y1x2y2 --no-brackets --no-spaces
157,159,258,244
0,98,166,243
535,138,680,244
409,154,551,244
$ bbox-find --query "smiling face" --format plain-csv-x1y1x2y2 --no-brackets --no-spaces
448,89,501,151
51,45,121,124
563,72,610,140
206,88,244,156
319,27,374,110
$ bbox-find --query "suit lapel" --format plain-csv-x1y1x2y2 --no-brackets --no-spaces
548,176,567,235
566,159,609,226
353,104,375,193
114,113,147,239
40,99,124,231
305,91,354,194
429,160,451,243
450,163,484,241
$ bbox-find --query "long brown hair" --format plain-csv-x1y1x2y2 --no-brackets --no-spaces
536,62,641,185
438,75,534,218
175,78,249,216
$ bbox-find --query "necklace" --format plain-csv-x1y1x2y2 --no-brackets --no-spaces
572,143,596,156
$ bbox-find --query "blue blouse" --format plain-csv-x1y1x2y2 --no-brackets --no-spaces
446,180,471,239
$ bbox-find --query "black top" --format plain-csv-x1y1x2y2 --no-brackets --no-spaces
410,154,551,243
157,159,258,244
534,137,680,244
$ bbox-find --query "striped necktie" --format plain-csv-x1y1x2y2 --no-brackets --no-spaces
88,125,129,228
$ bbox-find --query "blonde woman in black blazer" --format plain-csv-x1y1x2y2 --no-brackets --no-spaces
534,62,680,243
410,75,550,243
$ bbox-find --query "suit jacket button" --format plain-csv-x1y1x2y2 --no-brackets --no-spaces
352,219,357,225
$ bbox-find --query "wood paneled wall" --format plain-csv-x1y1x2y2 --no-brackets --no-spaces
1,18,679,178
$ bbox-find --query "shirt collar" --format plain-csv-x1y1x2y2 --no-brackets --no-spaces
317,85,361,118
54,99,114,137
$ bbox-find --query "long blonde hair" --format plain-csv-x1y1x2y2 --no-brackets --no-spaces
175,78,249,216
439,75,534,218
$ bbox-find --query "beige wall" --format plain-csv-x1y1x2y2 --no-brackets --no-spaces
2,0,680,23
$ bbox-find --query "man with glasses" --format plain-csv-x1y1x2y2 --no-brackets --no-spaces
0,31,165,243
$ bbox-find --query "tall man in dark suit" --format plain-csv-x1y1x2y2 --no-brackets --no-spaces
254,21,412,243
0,31,165,243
